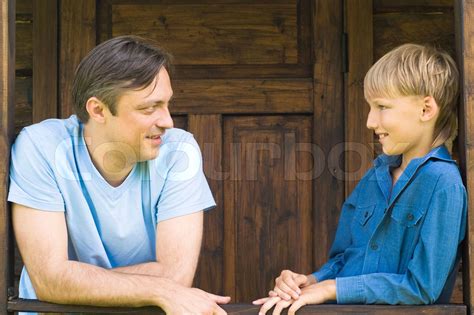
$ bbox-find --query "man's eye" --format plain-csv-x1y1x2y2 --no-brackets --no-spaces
143,106,156,113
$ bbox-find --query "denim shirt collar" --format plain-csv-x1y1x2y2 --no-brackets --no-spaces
373,146,455,204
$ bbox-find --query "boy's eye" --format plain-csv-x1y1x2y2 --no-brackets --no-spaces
378,105,387,110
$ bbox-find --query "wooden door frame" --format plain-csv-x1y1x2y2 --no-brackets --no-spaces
0,0,15,314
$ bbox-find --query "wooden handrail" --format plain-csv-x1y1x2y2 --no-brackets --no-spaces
6,299,467,315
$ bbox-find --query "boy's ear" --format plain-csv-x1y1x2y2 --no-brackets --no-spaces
85,97,107,123
420,96,439,122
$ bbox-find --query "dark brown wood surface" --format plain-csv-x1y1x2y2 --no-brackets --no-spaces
344,0,374,197
6,299,468,315
189,115,225,295
455,0,474,311
111,3,298,65
0,0,15,314
311,0,345,269
59,0,96,118
223,115,313,301
33,0,58,122
171,79,313,115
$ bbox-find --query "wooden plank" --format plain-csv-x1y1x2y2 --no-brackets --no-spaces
171,79,313,114
108,0,296,6
188,115,224,296
14,76,32,135
0,0,15,313
59,0,96,118
111,4,298,65
173,65,312,80
15,17,32,71
311,0,345,268
373,11,455,60
455,0,474,310
375,0,453,12
298,0,312,64
7,299,468,314
33,0,58,122
223,115,312,302
344,0,374,197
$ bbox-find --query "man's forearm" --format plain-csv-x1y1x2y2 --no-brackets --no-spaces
112,261,195,287
34,260,177,308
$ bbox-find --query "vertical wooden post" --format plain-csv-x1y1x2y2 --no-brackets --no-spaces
59,0,96,118
311,0,345,267
33,0,58,122
344,0,373,197
455,0,474,312
0,0,15,313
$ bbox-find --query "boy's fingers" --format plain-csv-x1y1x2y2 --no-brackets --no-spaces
252,297,270,305
268,290,278,297
276,280,298,299
294,274,308,288
288,299,306,315
258,296,281,315
272,299,292,315
274,287,292,301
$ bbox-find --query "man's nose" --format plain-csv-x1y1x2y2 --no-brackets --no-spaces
157,107,174,129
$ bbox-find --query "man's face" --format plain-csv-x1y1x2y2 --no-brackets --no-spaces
103,67,174,163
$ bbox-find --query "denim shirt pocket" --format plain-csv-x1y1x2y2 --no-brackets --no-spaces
356,204,376,226
390,204,424,227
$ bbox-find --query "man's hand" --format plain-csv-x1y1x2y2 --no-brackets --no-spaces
160,286,231,314
265,270,316,301
252,280,336,315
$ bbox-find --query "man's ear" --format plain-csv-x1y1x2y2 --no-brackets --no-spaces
421,96,439,122
85,97,107,123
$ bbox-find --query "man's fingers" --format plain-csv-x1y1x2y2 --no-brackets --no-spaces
208,293,231,304
288,299,306,315
258,296,280,315
213,304,228,315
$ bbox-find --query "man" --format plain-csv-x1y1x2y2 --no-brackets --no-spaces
8,35,230,314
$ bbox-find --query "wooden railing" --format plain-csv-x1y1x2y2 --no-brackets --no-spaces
6,299,467,315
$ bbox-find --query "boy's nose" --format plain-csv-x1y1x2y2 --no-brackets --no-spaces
366,110,378,130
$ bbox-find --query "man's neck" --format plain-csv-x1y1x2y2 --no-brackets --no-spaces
83,124,135,187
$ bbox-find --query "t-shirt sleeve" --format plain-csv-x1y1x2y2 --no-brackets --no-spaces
155,133,216,222
7,129,65,211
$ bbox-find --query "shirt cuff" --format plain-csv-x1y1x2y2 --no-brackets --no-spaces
312,267,335,282
336,276,366,304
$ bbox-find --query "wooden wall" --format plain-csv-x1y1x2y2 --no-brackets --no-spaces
12,0,464,305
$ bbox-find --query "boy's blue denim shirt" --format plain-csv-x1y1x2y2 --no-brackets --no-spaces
313,145,467,304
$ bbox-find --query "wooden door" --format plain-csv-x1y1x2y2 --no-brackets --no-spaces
59,0,344,302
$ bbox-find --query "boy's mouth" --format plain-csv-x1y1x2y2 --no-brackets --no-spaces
377,133,388,140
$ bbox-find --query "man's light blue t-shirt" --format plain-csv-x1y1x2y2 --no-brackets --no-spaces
8,115,216,299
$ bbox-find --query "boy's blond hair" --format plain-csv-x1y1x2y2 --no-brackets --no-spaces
364,43,459,149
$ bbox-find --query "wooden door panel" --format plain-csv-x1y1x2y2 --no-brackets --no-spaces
111,3,298,65
224,115,313,301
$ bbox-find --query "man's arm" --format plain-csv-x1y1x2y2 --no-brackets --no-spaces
113,210,203,286
12,203,229,313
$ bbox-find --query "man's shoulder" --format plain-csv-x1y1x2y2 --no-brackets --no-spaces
16,115,80,145
162,127,194,144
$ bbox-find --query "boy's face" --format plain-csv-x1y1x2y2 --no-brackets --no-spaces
102,67,174,163
366,95,433,160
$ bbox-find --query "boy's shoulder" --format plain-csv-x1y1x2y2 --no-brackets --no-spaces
421,157,463,188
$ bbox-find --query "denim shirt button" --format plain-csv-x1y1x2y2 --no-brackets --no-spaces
370,243,378,250
407,213,414,221
364,211,369,218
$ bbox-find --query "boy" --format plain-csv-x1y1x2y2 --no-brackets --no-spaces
253,43,467,314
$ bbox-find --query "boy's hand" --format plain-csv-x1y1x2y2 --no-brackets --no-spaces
268,270,316,301
252,280,336,315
